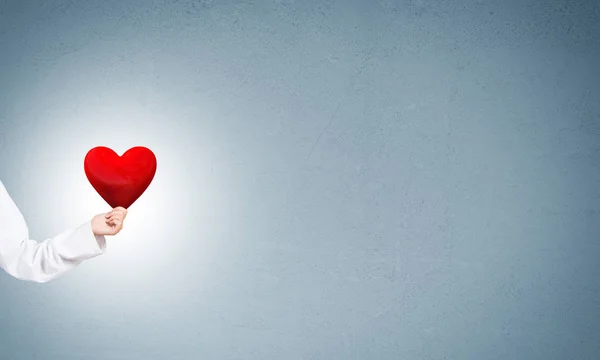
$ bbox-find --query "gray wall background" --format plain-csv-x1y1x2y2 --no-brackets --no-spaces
0,0,599,359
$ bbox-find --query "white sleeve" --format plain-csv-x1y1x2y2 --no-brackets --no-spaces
0,180,106,283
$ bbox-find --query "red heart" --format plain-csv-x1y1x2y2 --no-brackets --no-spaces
84,146,157,209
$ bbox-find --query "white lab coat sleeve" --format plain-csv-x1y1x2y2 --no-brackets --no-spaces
0,180,107,283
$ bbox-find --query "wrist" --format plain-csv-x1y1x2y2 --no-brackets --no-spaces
91,214,102,236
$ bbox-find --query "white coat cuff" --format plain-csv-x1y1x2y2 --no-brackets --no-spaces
60,220,107,260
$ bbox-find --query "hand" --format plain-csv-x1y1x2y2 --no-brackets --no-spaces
91,207,128,236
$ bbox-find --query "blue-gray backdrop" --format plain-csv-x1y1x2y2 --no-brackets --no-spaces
0,0,599,359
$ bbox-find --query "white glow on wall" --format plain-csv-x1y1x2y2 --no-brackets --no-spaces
7,38,233,314
18,95,223,302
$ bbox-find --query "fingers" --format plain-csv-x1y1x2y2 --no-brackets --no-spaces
105,215,126,226
106,214,124,224
114,207,127,219
106,213,122,221
105,207,128,220
101,207,127,235
92,207,127,236
109,218,122,228
109,207,127,216
104,218,123,235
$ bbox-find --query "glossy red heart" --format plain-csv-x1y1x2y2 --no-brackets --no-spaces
84,146,157,209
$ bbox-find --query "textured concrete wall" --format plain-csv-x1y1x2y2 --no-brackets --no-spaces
0,0,599,359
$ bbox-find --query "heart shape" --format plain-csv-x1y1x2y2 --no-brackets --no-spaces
84,146,157,209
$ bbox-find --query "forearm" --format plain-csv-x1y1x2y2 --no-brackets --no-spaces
0,220,106,283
